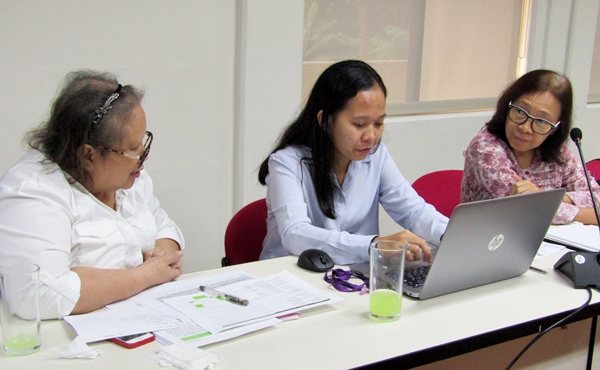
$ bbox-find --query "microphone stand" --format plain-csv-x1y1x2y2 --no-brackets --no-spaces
554,133,600,288
576,138,600,228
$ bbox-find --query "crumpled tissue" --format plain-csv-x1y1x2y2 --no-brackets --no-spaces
151,344,220,370
52,336,102,359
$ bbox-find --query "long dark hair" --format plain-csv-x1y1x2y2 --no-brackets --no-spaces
486,69,572,163
26,70,144,186
258,60,387,218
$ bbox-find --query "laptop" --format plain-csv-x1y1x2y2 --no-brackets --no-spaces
351,188,565,300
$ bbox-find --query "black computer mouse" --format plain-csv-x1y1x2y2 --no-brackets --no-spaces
297,249,334,272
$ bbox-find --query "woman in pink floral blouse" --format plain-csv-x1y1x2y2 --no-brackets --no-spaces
461,69,599,225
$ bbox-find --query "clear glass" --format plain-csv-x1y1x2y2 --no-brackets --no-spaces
0,263,41,356
369,240,406,322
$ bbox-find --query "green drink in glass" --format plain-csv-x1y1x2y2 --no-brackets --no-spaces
0,263,41,356
4,333,41,355
369,289,402,321
369,240,406,322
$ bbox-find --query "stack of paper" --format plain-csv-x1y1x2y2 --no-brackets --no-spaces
63,303,185,342
545,223,600,252
64,270,341,348
161,271,332,334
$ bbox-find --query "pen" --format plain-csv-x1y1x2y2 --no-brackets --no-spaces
199,285,249,306
528,266,548,275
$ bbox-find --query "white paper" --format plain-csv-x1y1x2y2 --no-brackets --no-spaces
130,270,258,323
545,223,600,252
535,241,566,260
64,305,183,343
64,271,258,343
162,271,340,334
63,270,339,347
153,318,280,348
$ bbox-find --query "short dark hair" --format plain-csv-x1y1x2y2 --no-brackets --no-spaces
26,70,145,185
258,60,387,218
486,69,572,163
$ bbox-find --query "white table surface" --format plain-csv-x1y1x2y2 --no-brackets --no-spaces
1,250,597,370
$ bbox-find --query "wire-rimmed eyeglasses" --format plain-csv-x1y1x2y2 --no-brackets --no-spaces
99,131,153,169
507,102,560,135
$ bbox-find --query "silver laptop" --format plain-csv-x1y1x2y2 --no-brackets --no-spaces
352,188,565,300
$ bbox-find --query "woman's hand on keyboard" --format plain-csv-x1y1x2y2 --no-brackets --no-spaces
374,231,432,263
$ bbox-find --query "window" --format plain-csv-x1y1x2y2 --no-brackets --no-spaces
303,0,524,115
589,5,600,103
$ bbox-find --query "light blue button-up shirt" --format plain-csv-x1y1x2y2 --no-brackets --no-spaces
260,143,448,265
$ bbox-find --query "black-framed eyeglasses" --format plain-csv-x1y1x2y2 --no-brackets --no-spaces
507,102,560,135
99,131,153,169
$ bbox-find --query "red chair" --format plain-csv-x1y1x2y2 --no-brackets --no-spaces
412,170,463,218
221,198,268,266
586,159,600,185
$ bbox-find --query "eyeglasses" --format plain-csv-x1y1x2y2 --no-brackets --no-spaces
99,131,153,169
507,102,560,135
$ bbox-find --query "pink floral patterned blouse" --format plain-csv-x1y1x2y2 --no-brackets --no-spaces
461,128,600,224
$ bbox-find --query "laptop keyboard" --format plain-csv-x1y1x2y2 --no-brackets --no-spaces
381,265,431,288
404,266,430,288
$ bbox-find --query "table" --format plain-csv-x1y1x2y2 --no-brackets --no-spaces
2,251,599,369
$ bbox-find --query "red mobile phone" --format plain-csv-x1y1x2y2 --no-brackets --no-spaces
109,332,155,349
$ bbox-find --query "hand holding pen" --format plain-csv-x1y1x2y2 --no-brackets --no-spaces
199,285,249,306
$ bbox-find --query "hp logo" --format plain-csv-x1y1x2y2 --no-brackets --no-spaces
488,234,504,251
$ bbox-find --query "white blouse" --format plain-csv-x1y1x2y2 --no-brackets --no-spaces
0,150,185,319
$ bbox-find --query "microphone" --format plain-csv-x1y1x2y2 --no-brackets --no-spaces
554,128,600,288
568,128,600,227
570,127,582,142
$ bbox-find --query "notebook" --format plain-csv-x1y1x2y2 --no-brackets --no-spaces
351,188,565,300
544,223,600,252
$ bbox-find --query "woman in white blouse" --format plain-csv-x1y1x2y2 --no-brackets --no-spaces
0,71,185,319
258,60,448,265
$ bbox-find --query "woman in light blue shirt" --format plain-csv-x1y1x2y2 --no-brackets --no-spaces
258,60,448,265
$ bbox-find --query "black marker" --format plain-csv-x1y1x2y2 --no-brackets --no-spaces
199,285,249,306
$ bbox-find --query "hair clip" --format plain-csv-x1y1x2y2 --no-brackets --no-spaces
92,84,122,125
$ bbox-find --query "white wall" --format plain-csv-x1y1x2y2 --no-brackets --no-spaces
234,0,304,207
1,0,599,275
0,0,238,272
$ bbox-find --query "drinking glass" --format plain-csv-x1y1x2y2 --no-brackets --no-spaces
369,240,406,322
0,263,41,355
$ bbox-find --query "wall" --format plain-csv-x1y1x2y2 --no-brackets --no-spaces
0,1,238,272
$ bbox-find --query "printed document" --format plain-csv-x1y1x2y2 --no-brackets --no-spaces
162,270,340,334
63,270,341,347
